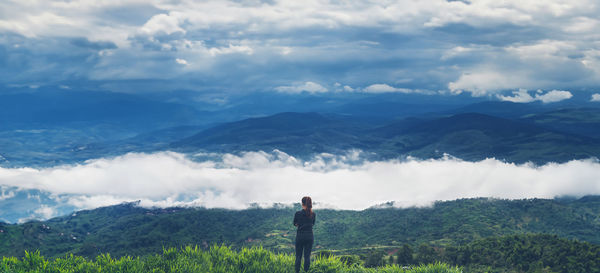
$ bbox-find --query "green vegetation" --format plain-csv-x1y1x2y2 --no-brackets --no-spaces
2,235,598,273
2,197,600,272
2,197,600,260
0,245,462,273
458,234,600,272
383,234,600,273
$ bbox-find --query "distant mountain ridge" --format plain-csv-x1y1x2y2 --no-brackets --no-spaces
373,112,600,162
1,92,600,166
172,112,372,156
521,107,600,138
172,111,600,163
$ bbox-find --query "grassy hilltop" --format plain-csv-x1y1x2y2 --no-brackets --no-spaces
1,245,460,273
2,197,600,272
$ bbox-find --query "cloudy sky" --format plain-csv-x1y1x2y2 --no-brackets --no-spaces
2,0,600,99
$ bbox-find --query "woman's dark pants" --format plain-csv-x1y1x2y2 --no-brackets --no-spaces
295,232,314,273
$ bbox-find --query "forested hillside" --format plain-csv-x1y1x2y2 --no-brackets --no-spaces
1,197,599,262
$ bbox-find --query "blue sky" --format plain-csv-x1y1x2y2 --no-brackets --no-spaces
1,0,600,102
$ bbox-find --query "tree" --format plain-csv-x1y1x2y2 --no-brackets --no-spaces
363,249,385,268
396,244,414,265
416,244,436,264
443,246,458,265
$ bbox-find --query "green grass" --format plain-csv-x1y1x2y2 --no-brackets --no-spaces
1,245,461,273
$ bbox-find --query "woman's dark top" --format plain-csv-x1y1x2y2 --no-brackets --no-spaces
293,209,316,234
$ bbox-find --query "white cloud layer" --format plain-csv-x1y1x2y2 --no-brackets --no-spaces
278,83,430,95
536,90,574,103
363,84,414,94
1,151,599,221
140,13,185,36
0,188,15,200
449,71,530,96
274,82,328,94
175,58,188,65
591,93,600,102
497,89,573,103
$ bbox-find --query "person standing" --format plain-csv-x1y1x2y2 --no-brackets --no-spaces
293,196,315,273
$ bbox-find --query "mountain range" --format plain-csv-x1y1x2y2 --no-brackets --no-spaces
172,109,600,163
2,88,599,167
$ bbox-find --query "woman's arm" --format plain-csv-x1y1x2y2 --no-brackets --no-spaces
293,212,298,227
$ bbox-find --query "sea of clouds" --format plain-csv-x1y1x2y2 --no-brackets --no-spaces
1,150,599,223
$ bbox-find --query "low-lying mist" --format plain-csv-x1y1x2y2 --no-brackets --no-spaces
1,150,599,223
